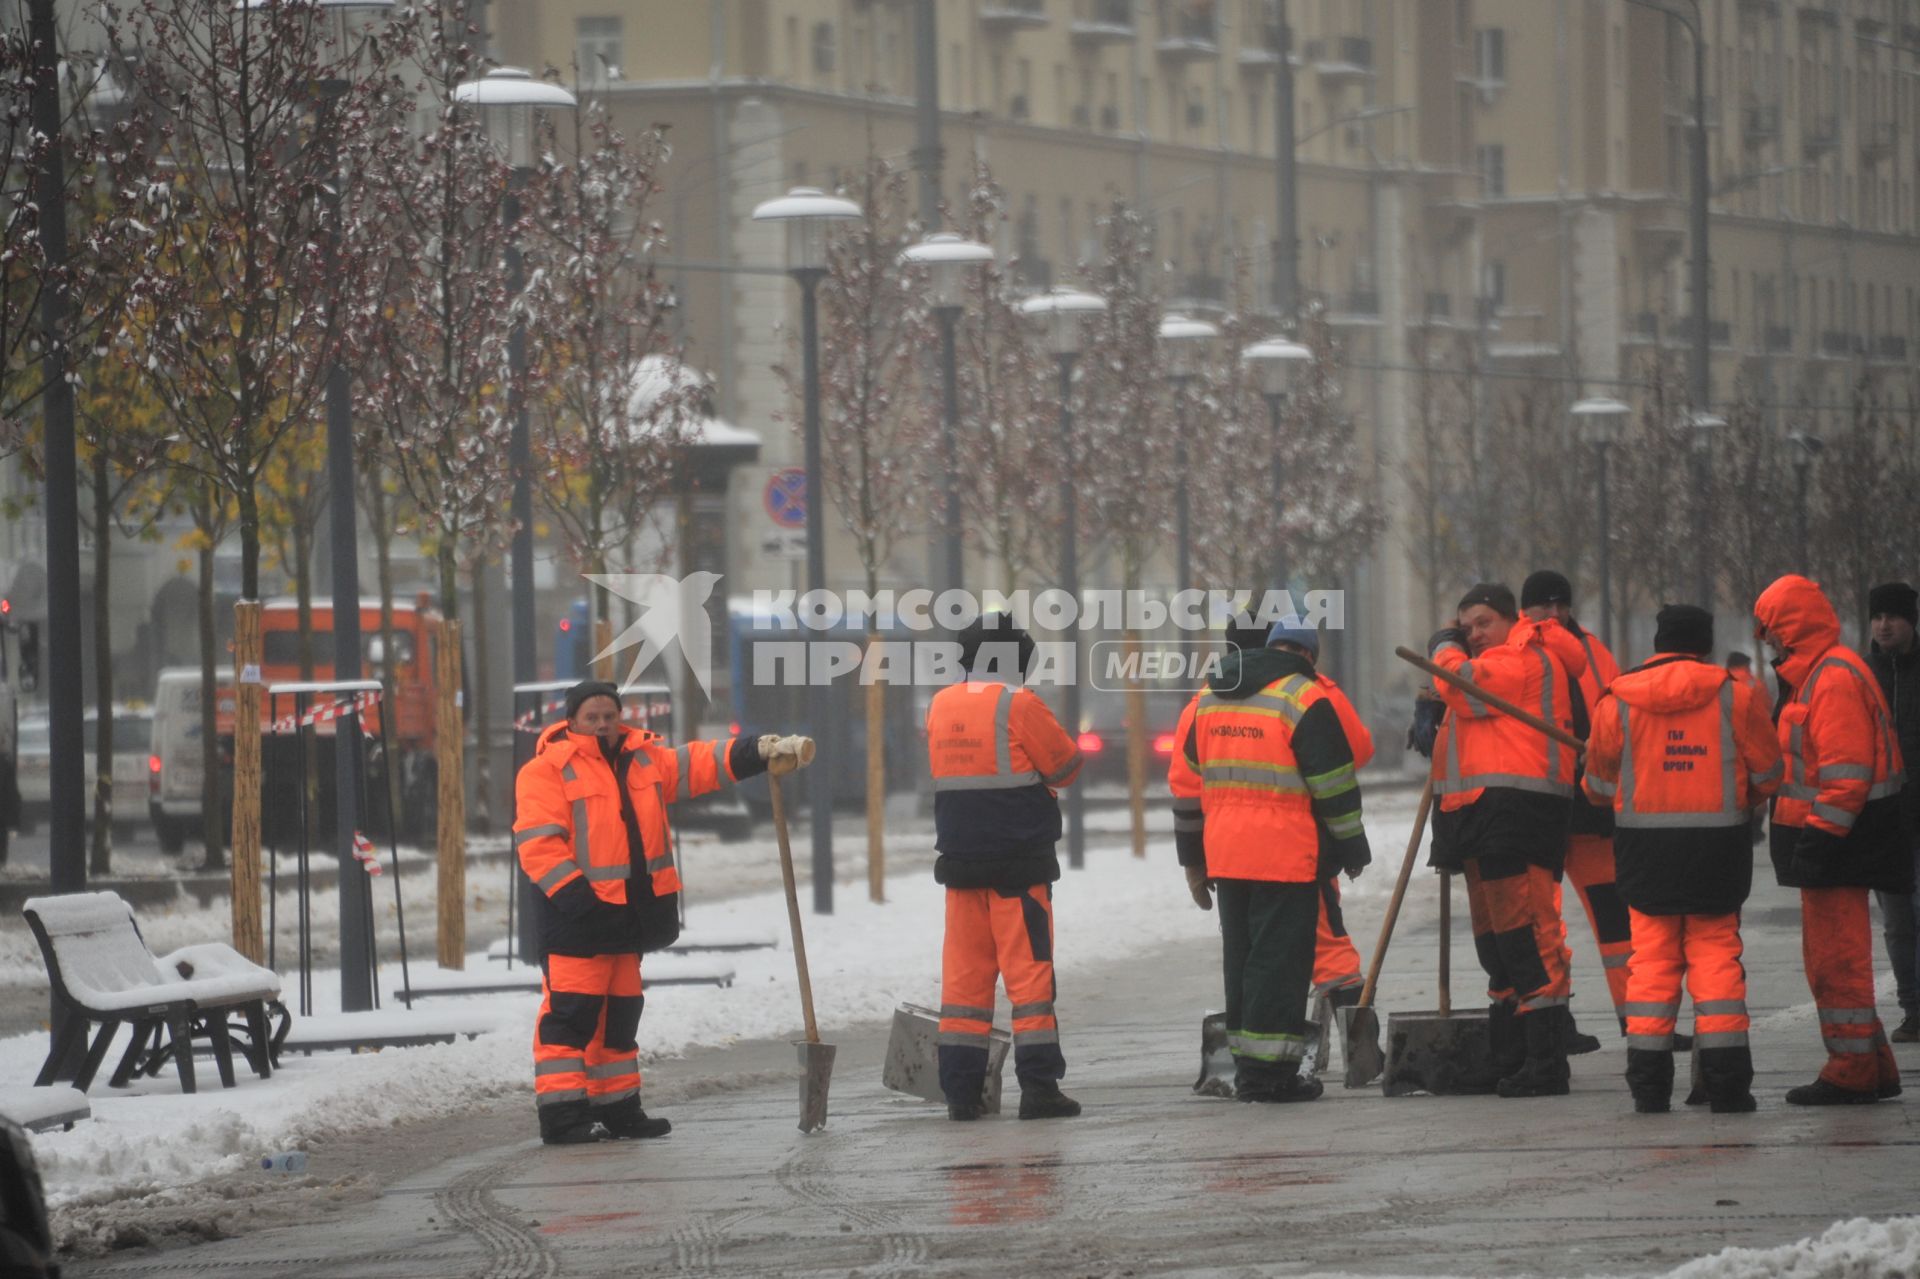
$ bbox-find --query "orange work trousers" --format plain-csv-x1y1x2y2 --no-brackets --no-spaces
1313,877,1364,999
1800,887,1900,1095
1464,856,1570,1018
938,885,1064,1103
1556,835,1634,1019
1623,910,1748,1051
534,952,643,1112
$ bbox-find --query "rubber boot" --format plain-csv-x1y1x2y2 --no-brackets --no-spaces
596,1094,672,1139
1017,1080,1082,1120
1699,1046,1757,1114
1454,1002,1523,1093
1496,1009,1570,1098
946,1079,988,1121
1785,1077,1880,1106
1624,1047,1674,1114
538,1099,607,1146
1240,1072,1324,1104
1563,1006,1602,1056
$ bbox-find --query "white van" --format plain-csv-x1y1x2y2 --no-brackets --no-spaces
149,667,232,853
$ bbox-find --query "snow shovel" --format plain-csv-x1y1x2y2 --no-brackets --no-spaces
1339,777,1434,1088
769,764,835,1133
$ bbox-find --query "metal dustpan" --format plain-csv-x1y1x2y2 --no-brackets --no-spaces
883,1003,1010,1113
769,769,835,1133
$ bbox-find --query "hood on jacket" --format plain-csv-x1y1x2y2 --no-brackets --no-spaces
1612,654,1727,714
533,719,654,758
1753,574,1841,689
1209,645,1316,701
1508,615,1589,682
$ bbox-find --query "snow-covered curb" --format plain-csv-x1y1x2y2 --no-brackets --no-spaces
1663,1215,1920,1278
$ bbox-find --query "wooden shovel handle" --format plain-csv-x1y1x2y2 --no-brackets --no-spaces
1394,646,1586,752
1438,871,1452,1017
768,774,820,1045
1357,776,1434,1010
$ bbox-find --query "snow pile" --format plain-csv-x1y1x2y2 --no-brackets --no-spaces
1665,1216,1920,1279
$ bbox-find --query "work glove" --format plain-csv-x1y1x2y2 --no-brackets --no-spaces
1787,826,1840,885
1407,694,1446,759
758,733,817,776
1341,841,1371,882
1427,626,1468,658
1184,864,1213,912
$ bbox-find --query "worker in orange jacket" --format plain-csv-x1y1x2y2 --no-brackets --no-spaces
1181,619,1372,1103
1753,575,1912,1105
1429,582,1588,1098
1521,570,1634,1054
514,680,811,1144
1583,605,1783,1113
1170,619,1371,1078
928,615,1085,1122
1727,652,1768,847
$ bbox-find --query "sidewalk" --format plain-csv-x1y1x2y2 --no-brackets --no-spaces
66,818,1920,1278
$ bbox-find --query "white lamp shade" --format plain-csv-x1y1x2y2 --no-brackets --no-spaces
1786,429,1824,460
1686,410,1726,454
452,67,579,168
1018,286,1108,356
1240,337,1313,397
751,186,865,273
1570,396,1630,445
1159,313,1219,379
900,232,994,309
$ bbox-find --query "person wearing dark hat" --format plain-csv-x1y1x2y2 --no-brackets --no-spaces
1753,574,1910,1103
1583,606,1782,1113
515,679,812,1144
1428,582,1589,1097
1178,616,1372,1103
1866,581,1920,1042
928,613,1086,1121
1521,569,1634,1055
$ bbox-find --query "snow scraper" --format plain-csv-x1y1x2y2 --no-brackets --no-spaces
1380,869,1496,1096
1339,777,1432,1089
769,762,835,1133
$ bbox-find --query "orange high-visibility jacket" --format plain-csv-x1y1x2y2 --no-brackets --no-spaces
928,679,1082,881
515,722,746,952
1565,625,1619,836
1584,655,1783,915
1430,616,1587,811
1754,575,1912,892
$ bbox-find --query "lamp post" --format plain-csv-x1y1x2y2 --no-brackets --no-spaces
900,232,994,598
453,67,576,957
1240,337,1313,597
1019,286,1108,870
1571,397,1630,652
1158,314,1219,594
1687,411,1725,609
1787,429,1823,572
753,187,863,914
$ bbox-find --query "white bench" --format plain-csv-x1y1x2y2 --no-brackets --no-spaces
23,892,283,1094
0,1086,90,1134
280,1007,512,1055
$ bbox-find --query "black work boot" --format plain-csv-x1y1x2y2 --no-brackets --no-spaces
1240,1071,1323,1104
1625,1047,1674,1114
1017,1080,1082,1120
1785,1078,1880,1106
1497,1010,1571,1098
1453,1002,1522,1093
538,1099,607,1146
596,1094,672,1139
1700,1046,1757,1114
1562,1006,1602,1056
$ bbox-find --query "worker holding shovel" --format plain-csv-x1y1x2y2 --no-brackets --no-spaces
1427,583,1589,1098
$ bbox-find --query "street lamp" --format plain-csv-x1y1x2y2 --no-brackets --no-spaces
1019,286,1107,871
454,66,576,957
1240,337,1313,596
753,186,863,915
1687,410,1726,609
1571,397,1630,652
1787,428,1823,572
899,232,994,599
1159,314,1219,594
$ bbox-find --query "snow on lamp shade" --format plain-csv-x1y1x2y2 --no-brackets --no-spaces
900,233,995,310
1018,286,1108,356
452,67,578,170
751,187,864,274
1569,396,1630,446
1240,337,1312,398
1158,313,1219,380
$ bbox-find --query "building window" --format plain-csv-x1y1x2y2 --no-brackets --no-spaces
812,21,836,75
577,16,624,84
1476,143,1505,197
1482,261,1507,308
1476,28,1506,86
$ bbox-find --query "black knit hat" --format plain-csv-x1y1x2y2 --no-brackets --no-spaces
1653,605,1714,656
1457,582,1518,621
1520,570,1573,610
957,613,1036,678
1224,607,1271,653
1725,650,1752,669
1868,581,1918,625
564,679,622,719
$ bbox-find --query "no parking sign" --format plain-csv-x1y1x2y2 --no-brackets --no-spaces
763,467,807,529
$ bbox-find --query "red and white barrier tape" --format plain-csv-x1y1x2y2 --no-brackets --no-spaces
268,689,383,736
352,829,383,876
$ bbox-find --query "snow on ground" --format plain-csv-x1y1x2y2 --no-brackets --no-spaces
7,791,1417,1221
1663,1216,1920,1278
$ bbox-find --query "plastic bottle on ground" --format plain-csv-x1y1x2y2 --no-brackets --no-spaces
261,1151,308,1174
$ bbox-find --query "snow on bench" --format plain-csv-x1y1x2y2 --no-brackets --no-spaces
398,950,735,999
22,892,282,1095
485,927,777,961
0,1086,91,1134
281,1007,512,1055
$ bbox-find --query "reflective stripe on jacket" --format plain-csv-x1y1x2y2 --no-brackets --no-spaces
1430,616,1587,811
928,679,1082,864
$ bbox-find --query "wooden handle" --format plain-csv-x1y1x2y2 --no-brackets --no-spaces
768,774,820,1045
1438,871,1452,1017
1395,646,1586,752
1357,777,1434,1010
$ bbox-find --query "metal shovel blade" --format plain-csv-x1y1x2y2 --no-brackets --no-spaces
1194,1012,1235,1097
797,1040,837,1133
1339,1004,1385,1089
